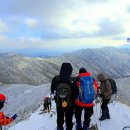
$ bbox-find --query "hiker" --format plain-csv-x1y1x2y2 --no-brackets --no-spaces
51,63,78,130
43,96,51,112
97,73,112,121
0,94,17,129
75,67,98,130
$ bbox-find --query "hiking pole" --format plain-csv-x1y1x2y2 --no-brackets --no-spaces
99,98,102,128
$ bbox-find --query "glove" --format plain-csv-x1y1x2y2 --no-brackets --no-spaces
11,114,17,120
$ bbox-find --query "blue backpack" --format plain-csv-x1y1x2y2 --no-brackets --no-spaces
78,76,94,104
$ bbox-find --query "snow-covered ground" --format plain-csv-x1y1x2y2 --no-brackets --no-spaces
7,100,130,130
0,84,50,122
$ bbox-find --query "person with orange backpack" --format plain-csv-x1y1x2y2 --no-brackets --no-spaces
0,93,17,130
75,68,98,130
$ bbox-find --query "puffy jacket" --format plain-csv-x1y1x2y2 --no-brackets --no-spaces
97,73,112,99
75,72,98,107
0,112,13,126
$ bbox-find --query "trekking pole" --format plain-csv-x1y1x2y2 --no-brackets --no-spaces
99,98,102,128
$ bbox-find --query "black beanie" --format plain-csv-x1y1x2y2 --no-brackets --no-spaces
79,67,87,74
60,63,73,76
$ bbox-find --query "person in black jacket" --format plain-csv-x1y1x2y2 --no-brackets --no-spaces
51,63,78,130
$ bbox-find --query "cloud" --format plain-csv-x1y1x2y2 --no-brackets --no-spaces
96,18,124,37
0,35,8,41
25,18,38,29
0,0,130,51
0,20,9,33
127,6,130,13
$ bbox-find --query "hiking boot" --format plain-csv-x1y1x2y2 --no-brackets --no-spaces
99,116,107,121
83,124,88,130
57,125,64,130
76,123,83,130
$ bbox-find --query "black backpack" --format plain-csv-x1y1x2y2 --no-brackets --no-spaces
56,82,72,108
107,79,117,94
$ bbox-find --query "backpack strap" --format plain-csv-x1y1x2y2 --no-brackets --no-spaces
103,79,108,90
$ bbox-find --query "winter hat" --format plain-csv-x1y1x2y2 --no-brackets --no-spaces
79,67,87,74
97,73,105,81
0,93,6,103
60,63,73,76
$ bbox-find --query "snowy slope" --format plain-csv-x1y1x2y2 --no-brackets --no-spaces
7,100,130,130
0,84,50,122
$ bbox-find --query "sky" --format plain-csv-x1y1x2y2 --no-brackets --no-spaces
0,0,130,54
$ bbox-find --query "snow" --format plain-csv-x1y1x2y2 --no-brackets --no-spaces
0,84,50,122
8,100,130,130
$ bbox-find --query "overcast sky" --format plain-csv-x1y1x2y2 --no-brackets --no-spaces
0,0,130,53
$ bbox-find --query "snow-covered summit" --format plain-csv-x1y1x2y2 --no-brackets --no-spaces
8,100,130,130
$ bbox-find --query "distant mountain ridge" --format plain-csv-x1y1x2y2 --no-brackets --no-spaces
48,47,130,79
0,47,130,85
0,53,60,85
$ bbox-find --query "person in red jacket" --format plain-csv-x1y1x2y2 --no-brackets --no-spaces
75,68,98,130
0,94,17,130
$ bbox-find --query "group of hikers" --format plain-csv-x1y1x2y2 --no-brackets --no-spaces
0,62,115,130
51,62,113,130
41,62,118,130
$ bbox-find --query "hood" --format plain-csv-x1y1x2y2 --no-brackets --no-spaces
97,73,106,81
59,63,73,81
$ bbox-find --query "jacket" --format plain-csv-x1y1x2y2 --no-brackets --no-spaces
75,72,98,107
97,73,112,99
0,112,13,126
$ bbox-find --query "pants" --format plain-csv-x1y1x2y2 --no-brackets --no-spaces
75,105,93,127
44,102,51,111
101,99,110,118
57,106,74,129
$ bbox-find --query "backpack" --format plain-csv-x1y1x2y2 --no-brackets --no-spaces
56,82,72,108
107,79,117,94
78,76,94,104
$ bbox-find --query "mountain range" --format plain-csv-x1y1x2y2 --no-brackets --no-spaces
0,47,130,85
1,46,130,129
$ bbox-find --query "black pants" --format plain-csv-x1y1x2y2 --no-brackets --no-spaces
101,99,110,117
44,102,51,111
57,106,74,129
75,105,93,127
